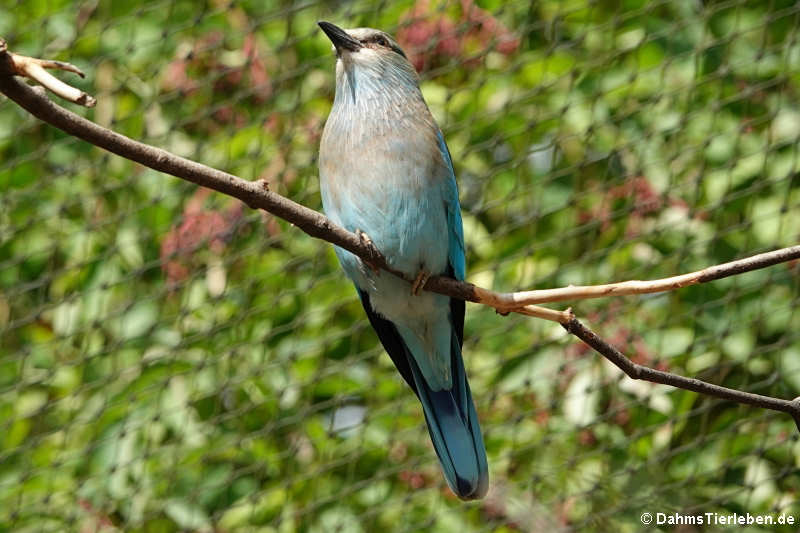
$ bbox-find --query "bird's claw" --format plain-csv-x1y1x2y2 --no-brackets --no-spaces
411,270,430,296
356,229,381,274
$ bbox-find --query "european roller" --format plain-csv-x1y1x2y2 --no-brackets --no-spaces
317,21,488,500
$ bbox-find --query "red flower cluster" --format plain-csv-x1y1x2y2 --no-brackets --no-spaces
160,189,243,286
397,0,520,72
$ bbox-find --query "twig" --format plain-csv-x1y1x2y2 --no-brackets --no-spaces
0,39,95,107
562,318,800,432
482,246,800,308
1,42,799,432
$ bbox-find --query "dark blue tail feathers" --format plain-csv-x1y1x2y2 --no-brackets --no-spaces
407,333,488,500
358,289,488,500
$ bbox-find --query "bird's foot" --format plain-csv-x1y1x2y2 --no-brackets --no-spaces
410,269,430,296
356,229,381,274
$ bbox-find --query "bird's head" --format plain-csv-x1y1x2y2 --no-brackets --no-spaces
318,21,419,99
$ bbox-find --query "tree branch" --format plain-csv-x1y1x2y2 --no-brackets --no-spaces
0,39,569,324
480,245,800,308
2,41,799,432
563,318,800,432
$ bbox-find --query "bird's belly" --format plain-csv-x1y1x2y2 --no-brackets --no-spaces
321,161,449,279
371,267,448,322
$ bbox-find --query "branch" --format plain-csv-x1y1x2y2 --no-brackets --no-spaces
563,318,800,432
2,42,799,432
482,246,800,308
0,39,568,324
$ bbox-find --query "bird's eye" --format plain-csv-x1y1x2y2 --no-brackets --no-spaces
375,36,387,47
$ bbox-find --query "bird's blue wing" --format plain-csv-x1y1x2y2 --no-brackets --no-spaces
436,130,466,282
431,131,487,499
436,130,466,345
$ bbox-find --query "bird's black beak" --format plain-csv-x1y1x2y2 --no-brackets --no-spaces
318,21,362,54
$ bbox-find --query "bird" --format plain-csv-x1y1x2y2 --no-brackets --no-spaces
317,21,488,500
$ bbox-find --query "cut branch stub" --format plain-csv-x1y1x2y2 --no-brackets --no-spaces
0,37,96,107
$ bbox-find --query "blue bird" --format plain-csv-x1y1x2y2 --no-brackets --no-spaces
317,21,488,500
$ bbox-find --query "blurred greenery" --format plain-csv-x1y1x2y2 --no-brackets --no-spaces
1,0,800,531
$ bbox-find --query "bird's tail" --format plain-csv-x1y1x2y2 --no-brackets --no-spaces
406,333,489,500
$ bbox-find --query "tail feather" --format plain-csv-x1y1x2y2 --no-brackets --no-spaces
406,333,488,500
357,289,488,500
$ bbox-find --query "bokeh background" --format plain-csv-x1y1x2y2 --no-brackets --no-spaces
2,0,800,531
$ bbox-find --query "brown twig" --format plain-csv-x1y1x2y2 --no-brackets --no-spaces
1,42,799,431
562,318,800,432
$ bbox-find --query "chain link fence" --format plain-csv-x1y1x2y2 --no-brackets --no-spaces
2,0,800,531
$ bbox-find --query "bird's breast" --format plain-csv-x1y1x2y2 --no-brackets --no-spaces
319,108,450,278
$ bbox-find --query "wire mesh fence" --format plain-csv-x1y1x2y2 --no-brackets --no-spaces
1,0,800,531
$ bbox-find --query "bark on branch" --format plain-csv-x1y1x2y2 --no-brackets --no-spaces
563,318,800,432
480,245,800,308
2,41,799,431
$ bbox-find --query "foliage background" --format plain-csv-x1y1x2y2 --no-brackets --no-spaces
2,0,800,531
